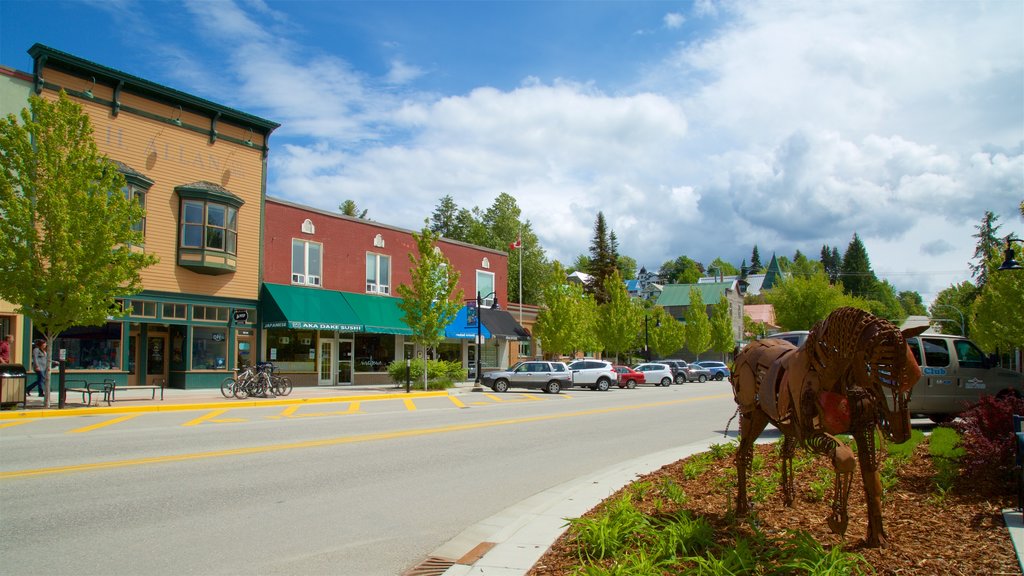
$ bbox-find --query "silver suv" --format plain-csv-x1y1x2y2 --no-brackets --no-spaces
482,361,572,394
567,360,617,391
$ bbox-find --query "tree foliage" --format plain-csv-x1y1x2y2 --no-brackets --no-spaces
396,225,464,388
595,270,643,362
971,241,1023,352
709,295,734,358
533,263,598,357
820,245,841,284
706,257,739,279
659,255,702,285
970,211,1001,288
647,306,686,360
897,290,927,317
766,271,866,330
749,245,763,273
339,199,368,219
840,233,877,298
930,282,977,337
0,92,157,405
684,288,712,359
585,212,619,305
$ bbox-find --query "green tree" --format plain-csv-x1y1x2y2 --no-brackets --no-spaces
897,290,927,317
339,199,368,219
0,92,157,407
396,225,464,389
647,306,686,360
533,264,598,357
929,282,977,337
865,280,905,324
840,233,878,298
750,245,763,273
429,195,465,239
821,245,841,284
684,288,712,359
659,255,702,284
972,241,1024,351
596,271,643,362
744,314,769,340
586,212,619,304
789,251,823,279
970,211,1001,288
617,254,638,281
709,295,735,359
706,257,739,279
766,271,866,330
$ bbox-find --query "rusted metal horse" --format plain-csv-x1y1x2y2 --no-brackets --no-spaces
731,307,926,547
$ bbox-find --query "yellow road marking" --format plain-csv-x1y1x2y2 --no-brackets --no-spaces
347,401,360,413
0,420,32,429
448,396,467,408
209,418,248,423
0,394,731,480
279,405,300,418
182,409,230,427
403,398,417,411
68,414,140,434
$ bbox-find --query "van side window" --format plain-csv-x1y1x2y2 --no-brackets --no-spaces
922,338,951,367
954,340,986,368
906,338,922,366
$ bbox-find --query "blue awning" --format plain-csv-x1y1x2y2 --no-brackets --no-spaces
445,305,492,339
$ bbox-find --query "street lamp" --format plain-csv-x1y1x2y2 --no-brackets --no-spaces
643,314,660,362
998,234,1023,271
932,304,965,337
472,291,498,390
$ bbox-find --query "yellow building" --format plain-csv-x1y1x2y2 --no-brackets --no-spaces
22,45,278,388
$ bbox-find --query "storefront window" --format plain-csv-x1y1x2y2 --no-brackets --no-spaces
192,326,228,370
54,323,122,370
267,328,316,371
436,342,461,363
355,333,395,372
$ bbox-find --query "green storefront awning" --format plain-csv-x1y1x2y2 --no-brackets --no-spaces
341,292,413,335
260,283,362,332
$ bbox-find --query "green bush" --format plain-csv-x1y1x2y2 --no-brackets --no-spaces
387,359,465,389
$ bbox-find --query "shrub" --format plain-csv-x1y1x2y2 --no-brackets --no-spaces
387,359,465,389
952,394,1024,479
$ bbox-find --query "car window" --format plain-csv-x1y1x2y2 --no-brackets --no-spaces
954,340,986,368
552,364,567,372
921,338,950,367
906,338,922,366
568,361,583,369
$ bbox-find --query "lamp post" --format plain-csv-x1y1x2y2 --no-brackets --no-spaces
707,265,723,282
472,291,498,390
932,304,965,337
998,234,1023,271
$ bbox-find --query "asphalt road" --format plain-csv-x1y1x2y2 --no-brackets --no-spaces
0,382,737,576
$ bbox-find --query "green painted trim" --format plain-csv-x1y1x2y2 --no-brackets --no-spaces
175,183,245,208
176,248,237,275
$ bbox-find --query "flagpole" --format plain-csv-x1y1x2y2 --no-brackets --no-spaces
518,226,523,325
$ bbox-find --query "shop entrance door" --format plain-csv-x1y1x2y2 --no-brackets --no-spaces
127,332,141,386
318,339,335,386
338,339,353,385
145,335,168,387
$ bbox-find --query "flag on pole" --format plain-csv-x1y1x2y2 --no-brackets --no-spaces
509,236,521,250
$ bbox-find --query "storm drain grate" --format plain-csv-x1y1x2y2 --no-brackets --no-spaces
401,556,456,576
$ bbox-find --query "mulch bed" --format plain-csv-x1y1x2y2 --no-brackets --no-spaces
528,440,1021,575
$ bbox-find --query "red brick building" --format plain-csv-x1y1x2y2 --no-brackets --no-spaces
261,197,527,386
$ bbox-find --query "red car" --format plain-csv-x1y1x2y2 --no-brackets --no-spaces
612,365,645,389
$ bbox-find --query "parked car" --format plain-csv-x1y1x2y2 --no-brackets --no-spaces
612,365,645,389
769,330,809,347
482,361,571,394
633,363,674,387
662,359,710,383
694,360,730,381
567,359,618,391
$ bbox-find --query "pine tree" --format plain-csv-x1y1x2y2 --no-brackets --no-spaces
586,212,619,305
429,195,464,240
750,245,763,273
840,233,878,298
970,211,1001,288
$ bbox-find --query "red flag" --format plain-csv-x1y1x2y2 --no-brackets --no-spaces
509,237,521,250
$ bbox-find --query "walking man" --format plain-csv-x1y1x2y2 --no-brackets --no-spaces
26,339,48,398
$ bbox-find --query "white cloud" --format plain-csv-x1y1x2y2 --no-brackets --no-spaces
386,59,425,85
663,12,685,29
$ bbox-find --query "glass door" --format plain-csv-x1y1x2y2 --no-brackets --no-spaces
338,339,353,385
145,335,168,387
127,332,140,386
318,339,335,386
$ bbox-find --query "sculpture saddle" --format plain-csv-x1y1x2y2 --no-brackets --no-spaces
755,345,797,423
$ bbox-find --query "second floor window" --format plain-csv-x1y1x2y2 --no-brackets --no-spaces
123,184,147,240
182,200,238,255
477,270,495,307
366,253,390,295
292,239,322,286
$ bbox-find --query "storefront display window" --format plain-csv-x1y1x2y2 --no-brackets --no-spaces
170,325,186,371
54,323,122,370
267,328,316,371
436,342,461,363
355,333,395,373
192,326,228,370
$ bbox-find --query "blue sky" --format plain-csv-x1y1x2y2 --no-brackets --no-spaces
2,0,1022,304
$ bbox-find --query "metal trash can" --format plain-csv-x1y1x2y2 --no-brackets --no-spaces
0,364,28,408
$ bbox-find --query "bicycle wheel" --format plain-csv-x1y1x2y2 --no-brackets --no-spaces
233,378,250,399
278,377,292,396
220,377,236,398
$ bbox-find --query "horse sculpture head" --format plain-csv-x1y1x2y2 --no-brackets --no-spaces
806,308,927,444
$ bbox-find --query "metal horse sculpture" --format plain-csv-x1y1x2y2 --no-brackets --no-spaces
731,307,926,548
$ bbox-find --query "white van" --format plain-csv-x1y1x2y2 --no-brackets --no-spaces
765,331,1023,421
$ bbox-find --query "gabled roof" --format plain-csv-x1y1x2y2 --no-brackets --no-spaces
762,254,783,290
567,271,592,284
744,304,778,328
656,282,734,307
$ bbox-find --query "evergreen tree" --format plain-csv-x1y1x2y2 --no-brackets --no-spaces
429,195,464,240
970,211,1001,288
339,199,368,219
820,245,841,284
840,233,878,298
750,245,763,273
586,212,619,305
684,288,712,359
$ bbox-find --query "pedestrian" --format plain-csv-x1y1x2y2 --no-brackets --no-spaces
26,339,48,398
0,334,11,364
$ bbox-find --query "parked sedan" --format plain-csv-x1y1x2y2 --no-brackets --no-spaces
694,360,730,381
683,362,712,382
612,365,645,389
481,361,571,394
633,363,674,387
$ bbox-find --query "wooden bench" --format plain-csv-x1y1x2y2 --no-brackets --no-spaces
109,379,165,403
64,379,114,406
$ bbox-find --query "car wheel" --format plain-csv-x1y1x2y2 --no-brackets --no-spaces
596,378,610,392
494,379,509,393
698,374,708,383
660,377,671,387
545,380,561,394
675,374,686,385
714,373,725,381
626,379,637,389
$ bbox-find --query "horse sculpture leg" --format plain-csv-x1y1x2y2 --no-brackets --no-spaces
735,408,769,516
780,435,796,506
855,428,888,547
827,437,856,537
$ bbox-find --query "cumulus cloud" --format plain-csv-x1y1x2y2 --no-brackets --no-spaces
663,13,685,29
